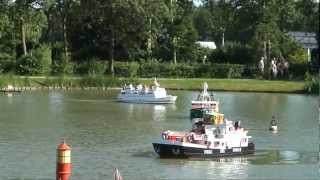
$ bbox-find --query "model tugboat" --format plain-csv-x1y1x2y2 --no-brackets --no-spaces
153,111,255,158
117,78,177,104
190,82,219,119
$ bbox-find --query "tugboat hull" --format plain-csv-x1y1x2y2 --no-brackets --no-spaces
153,142,255,158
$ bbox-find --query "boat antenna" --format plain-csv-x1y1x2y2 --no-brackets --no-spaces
203,82,208,94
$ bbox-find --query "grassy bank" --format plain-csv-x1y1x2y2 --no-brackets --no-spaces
151,78,306,93
0,75,307,93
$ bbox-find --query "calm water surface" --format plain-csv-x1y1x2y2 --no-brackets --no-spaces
0,90,318,179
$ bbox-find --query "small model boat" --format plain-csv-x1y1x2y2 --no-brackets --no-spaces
117,78,177,104
153,111,255,158
190,82,219,119
0,85,22,93
269,116,278,132
269,125,278,131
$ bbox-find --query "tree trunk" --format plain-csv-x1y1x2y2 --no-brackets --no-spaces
63,15,68,61
110,34,115,77
20,18,27,56
173,48,177,64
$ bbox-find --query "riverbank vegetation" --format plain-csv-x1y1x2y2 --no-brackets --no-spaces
0,1,318,94
0,75,307,93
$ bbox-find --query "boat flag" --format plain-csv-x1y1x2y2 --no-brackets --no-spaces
113,168,123,180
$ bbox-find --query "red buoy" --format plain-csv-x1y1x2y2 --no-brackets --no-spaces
56,139,72,180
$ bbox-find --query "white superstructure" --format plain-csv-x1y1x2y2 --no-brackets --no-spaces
191,82,219,112
161,112,251,150
117,78,177,104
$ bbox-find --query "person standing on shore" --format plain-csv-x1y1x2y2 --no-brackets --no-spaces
259,56,265,74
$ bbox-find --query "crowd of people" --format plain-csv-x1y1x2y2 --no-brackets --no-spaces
259,56,289,79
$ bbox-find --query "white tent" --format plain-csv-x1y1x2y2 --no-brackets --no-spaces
195,41,217,50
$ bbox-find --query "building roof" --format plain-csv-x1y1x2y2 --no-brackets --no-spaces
196,41,216,49
287,31,318,49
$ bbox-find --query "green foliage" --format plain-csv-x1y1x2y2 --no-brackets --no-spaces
0,53,15,73
75,59,106,76
287,46,308,64
243,65,261,79
31,44,52,75
114,61,245,79
0,0,318,81
114,61,139,77
51,57,74,75
42,76,76,88
304,72,319,94
289,63,309,79
0,75,31,87
193,8,213,40
79,76,117,88
137,61,195,78
15,55,42,75
209,42,253,64
195,63,245,79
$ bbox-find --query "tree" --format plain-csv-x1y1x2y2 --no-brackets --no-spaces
193,8,213,41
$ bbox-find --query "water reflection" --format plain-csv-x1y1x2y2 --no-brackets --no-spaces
6,93,13,104
0,90,318,179
157,156,250,179
153,105,166,122
48,91,64,113
252,149,318,165
279,150,300,163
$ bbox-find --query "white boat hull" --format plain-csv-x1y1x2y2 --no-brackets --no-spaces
269,125,278,131
118,95,177,104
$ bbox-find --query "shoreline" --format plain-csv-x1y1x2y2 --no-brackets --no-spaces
0,76,309,94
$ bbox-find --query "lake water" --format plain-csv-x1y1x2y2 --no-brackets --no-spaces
0,90,318,179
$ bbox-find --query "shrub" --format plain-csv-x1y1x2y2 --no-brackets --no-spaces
32,44,52,75
209,42,253,64
0,53,15,73
289,63,308,80
51,57,74,75
243,65,261,79
287,47,308,64
137,62,195,78
15,55,42,75
138,61,161,77
174,63,195,78
305,72,319,94
114,61,139,77
75,59,106,76
195,63,245,78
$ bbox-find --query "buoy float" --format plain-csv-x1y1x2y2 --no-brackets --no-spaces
56,139,72,180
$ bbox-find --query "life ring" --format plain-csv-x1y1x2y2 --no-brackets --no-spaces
172,147,180,155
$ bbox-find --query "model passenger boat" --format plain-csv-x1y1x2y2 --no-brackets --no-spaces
153,112,255,158
0,85,22,93
117,78,177,104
